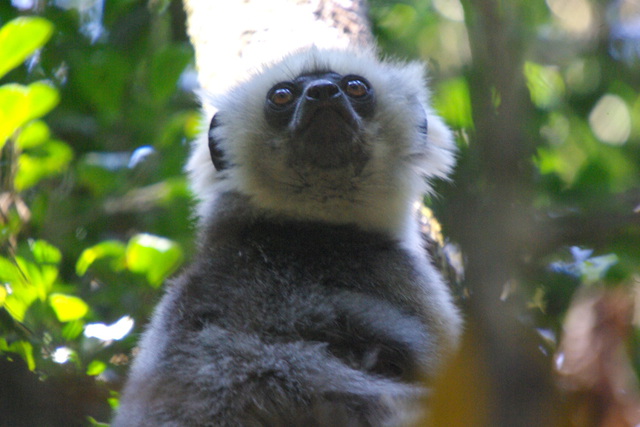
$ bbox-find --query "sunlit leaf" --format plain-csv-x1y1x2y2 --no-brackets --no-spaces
0,84,30,146
15,139,73,190
62,319,85,340
0,17,54,80
14,256,54,301
158,110,201,148
524,61,565,109
184,110,204,139
88,416,111,427
16,242,60,300
434,78,474,129
0,256,35,322
0,285,6,307
15,120,50,149
108,391,120,410
2,286,37,323
23,81,59,122
87,360,107,376
126,234,183,287
1,241,65,321
49,293,89,322
28,241,61,301
0,82,59,149
0,339,35,370
29,239,62,265
0,256,26,283
0,244,63,322
76,240,126,276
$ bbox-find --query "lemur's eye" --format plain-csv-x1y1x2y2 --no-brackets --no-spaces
344,78,369,98
269,87,295,106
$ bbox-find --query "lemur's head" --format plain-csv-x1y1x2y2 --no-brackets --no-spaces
187,47,455,237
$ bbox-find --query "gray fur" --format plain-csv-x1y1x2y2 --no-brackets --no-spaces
114,47,461,426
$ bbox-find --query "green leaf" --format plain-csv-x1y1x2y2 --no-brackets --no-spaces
0,84,30,145
434,78,474,129
0,285,6,307
23,81,59,123
15,120,50,149
0,17,54,80
184,110,204,139
2,289,34,322
76,240,127,276
0,256,26,283
126,234,183,287
524,61,565,109
49,293,89,322
15,139,73,190
0,339,35,371
14,255,54,301
61,319,85,340
75,50,130,119
0,82,59,149
29,239,62,265
108,393,120,410
157,111,202,149
149,45,192,102
86,359,107,376
0,256,37,322
88,416,111,427
1,242,63,316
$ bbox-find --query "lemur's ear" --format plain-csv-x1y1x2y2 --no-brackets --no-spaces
415,104,429,146
418,116,428,139
208,114,227,171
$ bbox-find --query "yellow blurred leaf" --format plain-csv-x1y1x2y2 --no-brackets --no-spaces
49,293,89,322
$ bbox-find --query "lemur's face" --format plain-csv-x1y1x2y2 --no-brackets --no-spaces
189,48,456,233
263,72,375,172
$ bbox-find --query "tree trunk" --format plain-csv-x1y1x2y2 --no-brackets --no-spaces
183,0,373,94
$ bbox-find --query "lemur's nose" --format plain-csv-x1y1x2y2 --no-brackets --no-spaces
305,81,340,101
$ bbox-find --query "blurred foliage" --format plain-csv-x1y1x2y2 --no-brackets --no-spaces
372,0,640,314
0,1,197,424
0,0,638,425
372,0,640,423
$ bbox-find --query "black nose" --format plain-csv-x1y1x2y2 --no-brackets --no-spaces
305,81,340,101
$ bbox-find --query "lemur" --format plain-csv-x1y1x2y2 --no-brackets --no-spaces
114,46,462,426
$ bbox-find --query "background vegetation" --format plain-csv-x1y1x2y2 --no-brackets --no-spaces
0,0,638,425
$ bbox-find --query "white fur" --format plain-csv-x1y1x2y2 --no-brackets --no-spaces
187,47,456,245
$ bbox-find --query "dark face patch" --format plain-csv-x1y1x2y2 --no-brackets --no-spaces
264,72,376,171
208,114,228,171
